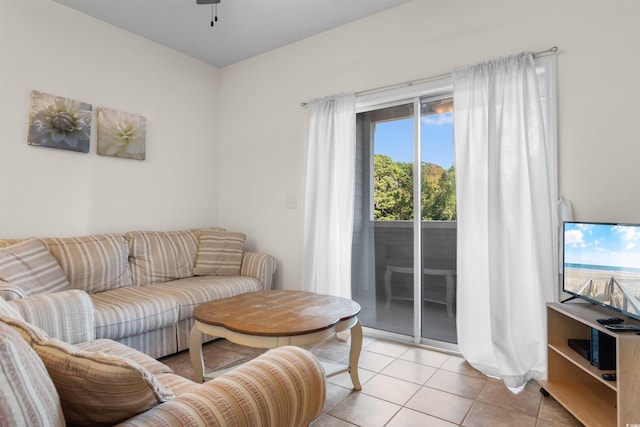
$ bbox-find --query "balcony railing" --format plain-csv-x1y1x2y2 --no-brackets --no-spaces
352,220,457,343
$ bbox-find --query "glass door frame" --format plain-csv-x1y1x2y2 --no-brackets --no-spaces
356,77,459,352
411,97,422,347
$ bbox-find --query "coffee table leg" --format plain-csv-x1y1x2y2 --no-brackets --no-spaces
189,324,205,383
349,319,363,390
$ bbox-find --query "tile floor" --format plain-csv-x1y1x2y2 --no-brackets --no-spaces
160,336,583,427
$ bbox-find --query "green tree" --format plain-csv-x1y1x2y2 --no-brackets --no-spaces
374,156,456,221
438,165,457,220
421,163,445,220
373,155,412,220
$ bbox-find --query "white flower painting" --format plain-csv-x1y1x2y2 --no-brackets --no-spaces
28,91,92,153
97,107,146,160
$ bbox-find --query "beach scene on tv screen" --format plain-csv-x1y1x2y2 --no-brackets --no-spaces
564,222,640,317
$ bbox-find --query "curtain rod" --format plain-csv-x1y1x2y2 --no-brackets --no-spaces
533,46,559,57
300,46,558,107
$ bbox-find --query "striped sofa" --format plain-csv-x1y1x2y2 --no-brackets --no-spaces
0,291,326,427
0,227,277,358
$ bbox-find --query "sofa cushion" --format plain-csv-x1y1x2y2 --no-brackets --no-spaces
8,289,95,344
91,286,179,340
125,229,207,286
78,338,173,376
148,275,262,321
0,280,26,301
42,234,133,293
0,238,27,248
34,337,174,426
154,372,200,396
0,238,70,296
193,230,246,276
0,315,51,347
0,296,23,319
0,322,65,427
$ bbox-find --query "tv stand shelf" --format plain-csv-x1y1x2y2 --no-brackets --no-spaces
538,302,640,427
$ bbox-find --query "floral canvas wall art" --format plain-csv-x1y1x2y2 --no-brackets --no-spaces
97,107,146,160
28,90,92,153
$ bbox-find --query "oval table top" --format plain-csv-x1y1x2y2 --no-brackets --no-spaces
193,290,361,336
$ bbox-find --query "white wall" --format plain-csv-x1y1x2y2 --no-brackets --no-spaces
218,0,640,289
0,0,220,237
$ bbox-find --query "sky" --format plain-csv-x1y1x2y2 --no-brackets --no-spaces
374,112,454,169
564,222,640,269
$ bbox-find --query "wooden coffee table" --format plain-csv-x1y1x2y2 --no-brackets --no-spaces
189,290,362,389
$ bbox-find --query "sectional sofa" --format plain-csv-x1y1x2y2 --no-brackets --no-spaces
0,227,277,358
0,227,330,426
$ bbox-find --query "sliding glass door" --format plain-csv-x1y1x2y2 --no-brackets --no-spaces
351,85,457,348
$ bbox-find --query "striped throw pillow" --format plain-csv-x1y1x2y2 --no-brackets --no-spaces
0,239,70,296
125,229,202,286
193,230,246,276
0,322,65,427
42,234,133,294
34,337,174,426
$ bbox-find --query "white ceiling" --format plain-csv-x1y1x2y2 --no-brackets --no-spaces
53,0,410,68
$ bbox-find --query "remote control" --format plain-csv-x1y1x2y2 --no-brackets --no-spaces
602,373,616,381
597,317,625,325
604,324,640,332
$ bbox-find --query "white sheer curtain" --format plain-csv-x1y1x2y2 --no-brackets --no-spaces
302,93,356,298
453,53,555,389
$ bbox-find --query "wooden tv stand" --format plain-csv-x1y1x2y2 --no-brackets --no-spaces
538,302,640,427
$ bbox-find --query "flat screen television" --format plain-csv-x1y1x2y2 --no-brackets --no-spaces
563,221,640,320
